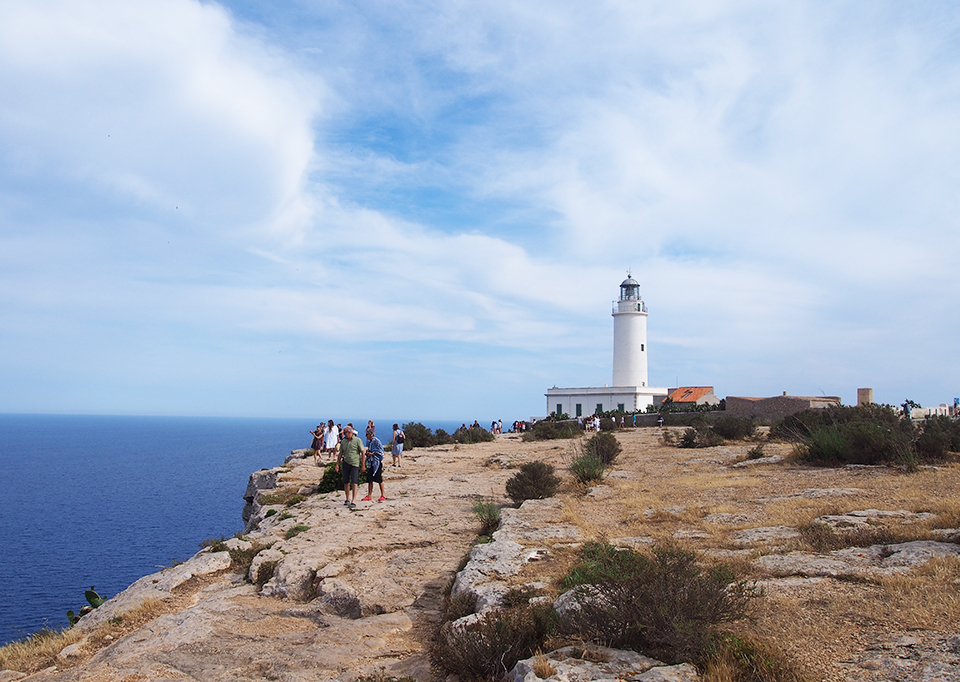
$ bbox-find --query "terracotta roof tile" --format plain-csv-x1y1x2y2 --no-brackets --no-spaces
667,386,715,403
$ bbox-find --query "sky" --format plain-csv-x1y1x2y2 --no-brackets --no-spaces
1,0,958,420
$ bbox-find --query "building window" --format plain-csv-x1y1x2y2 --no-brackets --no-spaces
596,403,603,414
617,403,625,412
641,344,645,351
575,403,582,417
556,404,563,416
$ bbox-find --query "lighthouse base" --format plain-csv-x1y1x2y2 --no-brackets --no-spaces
545,385,669,419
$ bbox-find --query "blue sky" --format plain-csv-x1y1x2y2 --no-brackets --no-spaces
1,0,958,420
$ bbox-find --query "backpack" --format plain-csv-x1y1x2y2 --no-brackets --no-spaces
396,430,405,444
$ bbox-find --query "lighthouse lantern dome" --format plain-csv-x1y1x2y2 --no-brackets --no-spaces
619,275,640,301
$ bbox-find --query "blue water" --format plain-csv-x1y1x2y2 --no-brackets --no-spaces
0,414,464,645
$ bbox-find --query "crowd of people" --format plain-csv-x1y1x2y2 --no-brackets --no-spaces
308,420,407,510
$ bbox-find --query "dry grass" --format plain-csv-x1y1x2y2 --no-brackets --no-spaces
0,597,166,674
532,651,557,678
0,627,86,673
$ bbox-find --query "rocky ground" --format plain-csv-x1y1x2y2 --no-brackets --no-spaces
3,428,959,682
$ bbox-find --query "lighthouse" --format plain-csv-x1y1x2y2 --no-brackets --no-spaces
545,274,667,417
612,275,648,387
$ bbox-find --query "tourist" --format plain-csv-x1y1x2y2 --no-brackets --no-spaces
361,431,386,502
309,424,323,466
657,414,664,428
391,423,405,467
497,419,503,435
365,420,376,444
335,426,365,510
323,420,339,456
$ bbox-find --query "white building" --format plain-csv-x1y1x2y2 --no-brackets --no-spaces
545,276,669,417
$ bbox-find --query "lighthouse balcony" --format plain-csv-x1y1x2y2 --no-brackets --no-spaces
613,300,647,314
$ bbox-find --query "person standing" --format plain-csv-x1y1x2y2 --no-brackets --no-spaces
309,425,324,465
335,426,365,509
391,423,405,467
361,432,386,502
365,420,376,444
323,420,339,456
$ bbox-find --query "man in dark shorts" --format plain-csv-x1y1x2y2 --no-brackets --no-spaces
335,426,365,510
361,431,386,502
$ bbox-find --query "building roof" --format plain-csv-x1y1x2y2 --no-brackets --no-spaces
667,386,715,403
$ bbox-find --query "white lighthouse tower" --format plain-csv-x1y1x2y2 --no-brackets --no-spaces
612,275,648,387
545,274,667,417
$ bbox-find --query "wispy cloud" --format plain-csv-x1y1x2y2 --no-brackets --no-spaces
1,0,957,418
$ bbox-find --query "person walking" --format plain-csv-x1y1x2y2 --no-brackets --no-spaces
391,423,405,467
361,431,386,502
335,426,365,509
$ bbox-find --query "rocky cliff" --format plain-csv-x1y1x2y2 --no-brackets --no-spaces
3,430,960,682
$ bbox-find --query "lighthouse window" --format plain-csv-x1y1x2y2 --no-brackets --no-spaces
641,344,644,351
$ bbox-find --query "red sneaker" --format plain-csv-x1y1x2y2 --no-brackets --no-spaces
361,495,372,501
378,496,386,502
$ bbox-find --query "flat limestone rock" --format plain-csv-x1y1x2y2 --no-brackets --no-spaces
730,526,800,546
508,645,696,682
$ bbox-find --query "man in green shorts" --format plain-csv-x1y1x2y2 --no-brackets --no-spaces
335,426,366,510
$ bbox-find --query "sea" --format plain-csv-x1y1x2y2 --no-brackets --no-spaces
0,413,467,646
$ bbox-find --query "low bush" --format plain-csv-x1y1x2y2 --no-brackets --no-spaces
679,423,725,449
453,426,496,445
284,524,310,539
522,420,580,442
570,453,605,484
599,417,618,432
317,463,366,493
431,601,558,681
712,416,757,441
505,461,561,506
472,499,501,536
560,542,758,666
586,431,621,465
401,422,435,449
915,416,960,459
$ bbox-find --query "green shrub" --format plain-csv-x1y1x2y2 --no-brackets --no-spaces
431,601,558,681
522,420,579,441
317,462,366,494
435,428,453,445
559,543,757,666
472,499,501,536
679,423,725,448
264,509,277,518
712,416,757,440
585,431,621,465
570,453,605,484
254,560,278,588
599,417,618,432
285,524,310,539
505,461,561,506
916,416,960,459
402,422,436,449
746,443,765,459
453,426,495,444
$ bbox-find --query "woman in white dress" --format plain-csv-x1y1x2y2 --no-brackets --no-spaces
323,419,339,456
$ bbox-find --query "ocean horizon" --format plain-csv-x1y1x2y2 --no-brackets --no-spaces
0,413,471,645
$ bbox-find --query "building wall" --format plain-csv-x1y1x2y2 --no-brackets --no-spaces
726,395,841,420
546,387,666,416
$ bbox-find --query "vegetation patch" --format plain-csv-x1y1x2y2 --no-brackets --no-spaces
431,601,559,681
570,452,605,484
585,431,622,465
284,524,310,540
472,499,501,536
522,420,580,441
559,542,758,666
259,487,307,507
771,404,959,467
505,461,561,506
